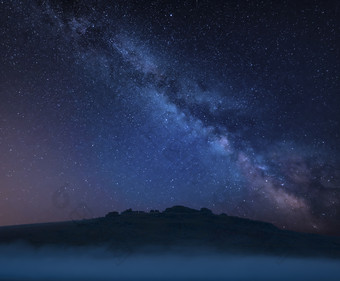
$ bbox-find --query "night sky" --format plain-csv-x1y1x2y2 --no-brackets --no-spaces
0,0,339,235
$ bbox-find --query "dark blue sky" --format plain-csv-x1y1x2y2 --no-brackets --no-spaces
0,0,339,235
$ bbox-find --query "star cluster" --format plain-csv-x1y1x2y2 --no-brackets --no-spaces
0,0,339,235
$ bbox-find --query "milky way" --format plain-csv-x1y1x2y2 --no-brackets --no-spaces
0,0,339,235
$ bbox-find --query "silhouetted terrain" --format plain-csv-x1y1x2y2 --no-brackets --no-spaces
1,206,340,259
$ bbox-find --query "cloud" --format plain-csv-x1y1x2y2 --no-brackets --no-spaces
1,242,340,281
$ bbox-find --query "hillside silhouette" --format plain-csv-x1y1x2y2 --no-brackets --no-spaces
1,206,340,259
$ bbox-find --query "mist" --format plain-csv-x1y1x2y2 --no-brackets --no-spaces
1,242,340,281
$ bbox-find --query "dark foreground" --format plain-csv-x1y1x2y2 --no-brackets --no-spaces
0,205,340,259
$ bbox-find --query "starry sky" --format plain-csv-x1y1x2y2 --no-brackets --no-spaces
0,0,339,235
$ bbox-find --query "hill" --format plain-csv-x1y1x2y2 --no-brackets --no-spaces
1,206,340,259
